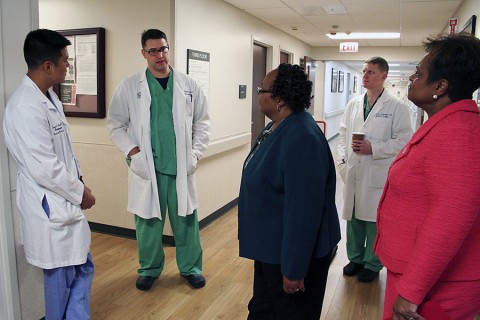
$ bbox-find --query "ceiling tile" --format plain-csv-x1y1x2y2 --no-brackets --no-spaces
221,0,464,47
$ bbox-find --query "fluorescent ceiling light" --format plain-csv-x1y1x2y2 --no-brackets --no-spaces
327,32,400,40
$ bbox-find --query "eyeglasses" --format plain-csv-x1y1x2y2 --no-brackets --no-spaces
144,45,170,56
256,87,271,94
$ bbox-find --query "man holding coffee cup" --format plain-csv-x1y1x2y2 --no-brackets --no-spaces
336,57,413,282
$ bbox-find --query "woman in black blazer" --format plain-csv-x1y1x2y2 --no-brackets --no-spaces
238,63,341,319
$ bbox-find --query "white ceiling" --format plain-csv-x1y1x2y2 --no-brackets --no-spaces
222,0,465,84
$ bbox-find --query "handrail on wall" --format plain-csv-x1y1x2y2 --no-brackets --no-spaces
316,120,327,136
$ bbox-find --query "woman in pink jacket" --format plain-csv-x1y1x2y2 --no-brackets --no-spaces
374,33,480,320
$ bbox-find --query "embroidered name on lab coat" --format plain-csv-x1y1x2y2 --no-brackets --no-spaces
374,112,393,119
184,90,193,102
52,123,65,135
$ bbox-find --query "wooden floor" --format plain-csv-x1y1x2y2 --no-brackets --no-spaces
90,206,386,320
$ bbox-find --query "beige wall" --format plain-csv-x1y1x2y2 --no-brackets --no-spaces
39,0,174,230
449,0,479,34
312,46,425,63
38,0,314,231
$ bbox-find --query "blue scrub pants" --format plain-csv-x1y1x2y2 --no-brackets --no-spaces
43,253,94,320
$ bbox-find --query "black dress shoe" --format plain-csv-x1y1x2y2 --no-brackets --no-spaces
357,268,379,283
343,262,364,276
136,275,157,291
181,274,206,289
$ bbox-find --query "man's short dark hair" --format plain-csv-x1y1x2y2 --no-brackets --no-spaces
23,29,71,70
141,29,168,48
365,56,389,74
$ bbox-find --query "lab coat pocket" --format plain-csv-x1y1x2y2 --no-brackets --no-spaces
368,165,388,189
45,191,84,228
129,151,151,180
187,152,198,175
337,163,348,183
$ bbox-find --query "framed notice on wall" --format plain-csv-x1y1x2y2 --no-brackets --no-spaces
338,71,345,93
54,27,106,118
331,68,338,93
187,49,210,102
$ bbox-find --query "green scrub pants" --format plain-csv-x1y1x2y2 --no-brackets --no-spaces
135,173,202,277
346,210,383,272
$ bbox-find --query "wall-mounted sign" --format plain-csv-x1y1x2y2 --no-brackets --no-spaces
339,42,358,53
187,49,210,101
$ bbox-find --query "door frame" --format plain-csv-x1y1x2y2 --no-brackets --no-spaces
250,36,273,146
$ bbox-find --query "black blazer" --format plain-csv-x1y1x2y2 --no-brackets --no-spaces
238,110,341,279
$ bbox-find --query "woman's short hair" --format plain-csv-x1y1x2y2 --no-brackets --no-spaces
270,63,313,112
424,33,480,101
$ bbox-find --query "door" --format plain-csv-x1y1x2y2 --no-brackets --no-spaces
251,43,268,147
280,51,289,64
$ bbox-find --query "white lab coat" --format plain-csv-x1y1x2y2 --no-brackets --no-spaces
3,76,90,269
336,90,413,222
107,68,210,219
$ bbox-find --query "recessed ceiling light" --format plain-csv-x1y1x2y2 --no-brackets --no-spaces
326,32,400,40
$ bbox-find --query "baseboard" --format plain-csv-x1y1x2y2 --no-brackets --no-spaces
199,198,238,229
89,198,239,247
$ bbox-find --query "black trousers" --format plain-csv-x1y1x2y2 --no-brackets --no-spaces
247,254,331,320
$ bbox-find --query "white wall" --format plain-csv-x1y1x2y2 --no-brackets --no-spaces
174,0,314,216
312,46,425,62
322,61,362,140
449,0,479,34
38,0,175,231
1,1,44,319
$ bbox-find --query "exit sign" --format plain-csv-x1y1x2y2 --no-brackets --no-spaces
339,42,359,52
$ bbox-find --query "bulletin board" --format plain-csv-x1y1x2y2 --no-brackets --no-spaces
54,27,106,118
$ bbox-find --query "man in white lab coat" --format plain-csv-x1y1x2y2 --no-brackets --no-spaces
337,57,413,282
3,29,96,319
107,29,210,291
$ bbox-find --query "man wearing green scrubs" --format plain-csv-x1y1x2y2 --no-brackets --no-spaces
107,29,210,291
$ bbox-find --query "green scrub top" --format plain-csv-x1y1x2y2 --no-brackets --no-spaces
146,69,176,175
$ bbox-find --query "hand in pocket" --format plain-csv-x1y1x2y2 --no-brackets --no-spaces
129,151,151,180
